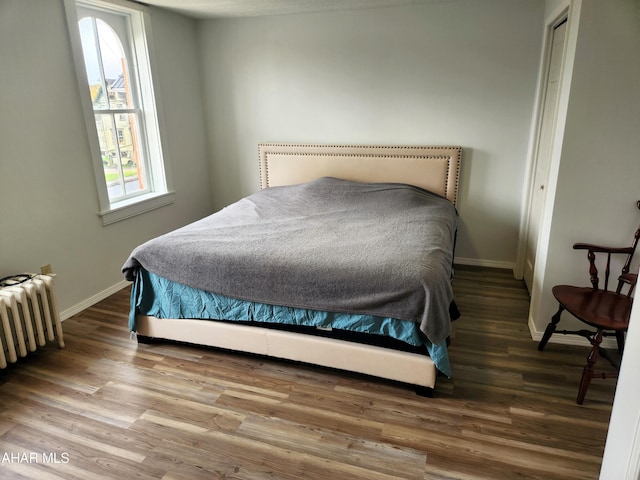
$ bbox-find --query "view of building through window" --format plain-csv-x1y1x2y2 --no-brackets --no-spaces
78,16,147,201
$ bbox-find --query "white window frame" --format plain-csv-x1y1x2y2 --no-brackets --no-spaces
64,0,174,225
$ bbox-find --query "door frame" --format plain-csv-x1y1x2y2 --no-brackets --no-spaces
515,4,570,284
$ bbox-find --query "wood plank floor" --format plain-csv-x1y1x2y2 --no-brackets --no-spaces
0,266,617,479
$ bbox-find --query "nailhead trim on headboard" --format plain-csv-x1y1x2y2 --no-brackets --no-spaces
258,144,462,205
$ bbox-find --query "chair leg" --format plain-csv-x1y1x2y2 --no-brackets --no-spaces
538,305,564,351
615,331,625,355
577,329,603,405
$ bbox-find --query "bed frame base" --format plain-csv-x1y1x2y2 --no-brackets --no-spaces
135,315,437,391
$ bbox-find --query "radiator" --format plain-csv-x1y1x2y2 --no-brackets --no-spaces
0,274,65,369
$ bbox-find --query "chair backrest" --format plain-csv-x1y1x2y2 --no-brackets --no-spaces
616,223,640,295
621,225,640,277
617,200,640,294
576,201,640,295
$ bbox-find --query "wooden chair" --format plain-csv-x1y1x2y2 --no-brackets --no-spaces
538,201,640,404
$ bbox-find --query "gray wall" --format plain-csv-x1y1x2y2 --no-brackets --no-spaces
0,1,212,315
197,0,545,266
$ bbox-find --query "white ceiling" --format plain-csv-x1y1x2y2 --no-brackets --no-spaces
140,0,442,19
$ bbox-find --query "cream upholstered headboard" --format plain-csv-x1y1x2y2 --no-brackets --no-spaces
258,144,462,205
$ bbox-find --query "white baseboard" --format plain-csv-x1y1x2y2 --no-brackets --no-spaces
528,315,618,349
454,257,515,272
60,280,130,321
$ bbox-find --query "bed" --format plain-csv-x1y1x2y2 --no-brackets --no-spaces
123,144,462,395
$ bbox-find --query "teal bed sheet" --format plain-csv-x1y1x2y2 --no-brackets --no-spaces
130,268,451,377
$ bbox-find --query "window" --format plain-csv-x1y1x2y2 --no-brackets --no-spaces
64,0,173,224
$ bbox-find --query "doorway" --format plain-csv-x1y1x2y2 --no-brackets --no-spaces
523,17,568,292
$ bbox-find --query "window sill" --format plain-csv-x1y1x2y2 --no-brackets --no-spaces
99,191,175,225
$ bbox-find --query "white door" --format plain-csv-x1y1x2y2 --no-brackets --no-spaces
523,19,567,292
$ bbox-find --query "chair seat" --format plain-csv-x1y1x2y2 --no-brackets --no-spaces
552,285,632,331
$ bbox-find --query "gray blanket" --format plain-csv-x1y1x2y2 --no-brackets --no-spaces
122,177,457,344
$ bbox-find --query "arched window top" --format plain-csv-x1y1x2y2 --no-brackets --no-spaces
78,16,132,110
